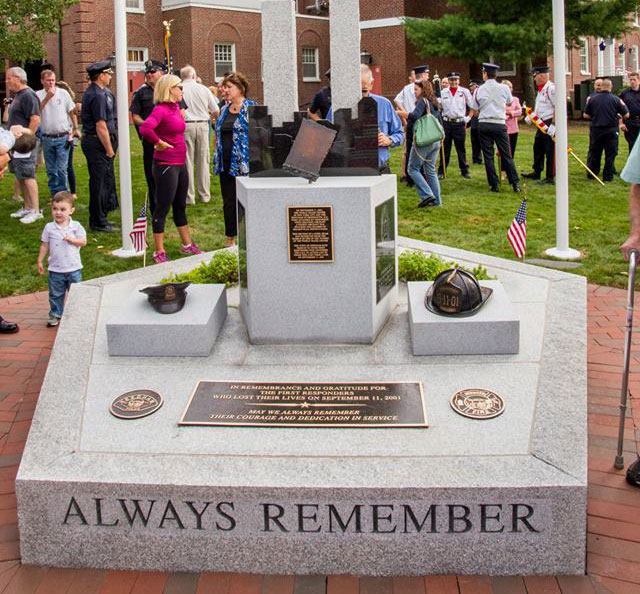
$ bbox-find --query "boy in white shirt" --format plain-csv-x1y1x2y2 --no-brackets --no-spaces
37,192,87,327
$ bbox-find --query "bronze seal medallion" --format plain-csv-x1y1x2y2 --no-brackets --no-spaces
450,388,504,420
109,390,163,419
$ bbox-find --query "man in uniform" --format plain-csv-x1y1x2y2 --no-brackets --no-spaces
81,60,118,232
307,69,332,121
468,79,483,164
470,63,520,193
130,59,165,214
438,72,473,178
620,72,640,153
584,78,628,182
522,66,556,184
394,69,417,118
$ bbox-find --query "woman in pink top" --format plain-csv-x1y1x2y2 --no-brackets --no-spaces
139,74,202,264
501,80,523,174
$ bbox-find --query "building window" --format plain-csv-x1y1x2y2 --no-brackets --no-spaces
214,43,236,81
302,47,319,81
489,56,516,77
125,0,144,13
579,38,590,74
617,43,626,75
127,47,148,71
632,45,639,72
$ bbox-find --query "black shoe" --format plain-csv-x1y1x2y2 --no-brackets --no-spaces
512,182,521,193
538,178,555,185
489,186,499,193
418,196,437,208
461,171,472,179
90,224,119,233
472,159,483,165
626,456,640,487
0,316,18,334
522,172,540,180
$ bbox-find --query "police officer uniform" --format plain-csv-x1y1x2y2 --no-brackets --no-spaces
81,60,118,232
438,72,473,177
523,66,555,182
468,79,483,164
130,59,164,214
584,87,628,182
471,63,520,193
620,85,640,152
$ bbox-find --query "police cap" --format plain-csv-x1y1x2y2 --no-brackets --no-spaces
414,65,429,75
144,59,165,74
447,72,461,79
531,65,550,75
482,62,500,74
86,60,114,77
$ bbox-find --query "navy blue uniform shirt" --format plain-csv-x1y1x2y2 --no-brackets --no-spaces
81,83,117,135
584,91,628,128
620,88,640,119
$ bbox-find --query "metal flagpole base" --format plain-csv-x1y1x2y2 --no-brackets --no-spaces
544,246,581,260
111,248,145,259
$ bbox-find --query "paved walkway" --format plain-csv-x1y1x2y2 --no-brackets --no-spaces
0,285,638,593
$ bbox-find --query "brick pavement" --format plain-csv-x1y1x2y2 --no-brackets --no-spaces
0,285,638,593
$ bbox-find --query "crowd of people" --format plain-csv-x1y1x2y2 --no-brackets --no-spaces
3,56,640,333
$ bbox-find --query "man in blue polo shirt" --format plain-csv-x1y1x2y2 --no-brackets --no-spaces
328,65,403,173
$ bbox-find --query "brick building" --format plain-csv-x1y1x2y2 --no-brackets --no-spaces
38,0,640,111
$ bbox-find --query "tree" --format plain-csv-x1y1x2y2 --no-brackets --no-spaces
404,0,640,100
0,0,78,64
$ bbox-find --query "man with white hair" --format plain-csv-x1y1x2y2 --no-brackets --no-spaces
180,65,219,204
6,67,41,224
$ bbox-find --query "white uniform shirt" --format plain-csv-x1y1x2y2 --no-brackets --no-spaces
440,86,474,119
470,80,512,123
35,88,75,135
534,80,555,121
181,80,220,122
40,218,86,273
394,82,417,112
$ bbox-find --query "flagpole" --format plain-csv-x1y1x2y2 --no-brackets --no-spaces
545,0,580,260
111,0,139,259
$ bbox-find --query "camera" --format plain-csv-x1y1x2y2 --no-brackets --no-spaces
3,98,13,105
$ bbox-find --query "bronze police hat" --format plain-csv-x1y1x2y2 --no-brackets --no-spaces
424,268,493,317
139,281,191,314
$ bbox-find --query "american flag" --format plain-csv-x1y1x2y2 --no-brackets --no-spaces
507,197,527,259
163,25,173,74
130,204,148,252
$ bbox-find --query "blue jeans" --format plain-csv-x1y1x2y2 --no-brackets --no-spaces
48,269,82,319
408,141,442,205
42,136,70,195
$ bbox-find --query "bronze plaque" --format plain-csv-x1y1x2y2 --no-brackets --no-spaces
450,388,505,420
287,206,334,262
375,198,396,303
109,389,163,419
179,381,427,428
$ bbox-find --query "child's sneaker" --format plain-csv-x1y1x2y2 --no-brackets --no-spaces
153,251,169,264
47,315,60,327
10,206,30,218
19,210,44,224
179,243,203,255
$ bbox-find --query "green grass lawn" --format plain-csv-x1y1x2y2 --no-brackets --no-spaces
0,123,633,297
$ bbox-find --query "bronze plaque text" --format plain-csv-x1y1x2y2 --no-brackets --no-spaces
287,206,334,262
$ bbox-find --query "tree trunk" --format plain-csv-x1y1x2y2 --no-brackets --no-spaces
521,59,536,108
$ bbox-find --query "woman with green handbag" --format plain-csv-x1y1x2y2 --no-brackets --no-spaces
407,80,444,207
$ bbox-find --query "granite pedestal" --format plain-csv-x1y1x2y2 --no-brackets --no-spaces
236,176,398,344
408,280,519,355
16,241,587,576
106,284,227,357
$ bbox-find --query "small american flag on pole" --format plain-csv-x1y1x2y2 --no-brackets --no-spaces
507,197,527,259
130,204,148,253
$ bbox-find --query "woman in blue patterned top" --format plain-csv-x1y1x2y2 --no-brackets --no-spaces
214,71,256,247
